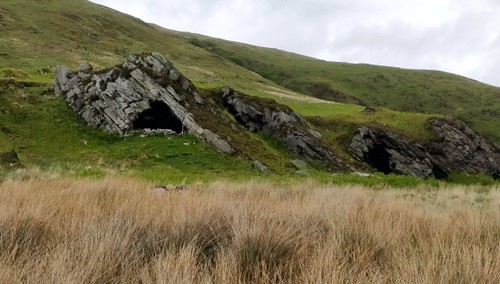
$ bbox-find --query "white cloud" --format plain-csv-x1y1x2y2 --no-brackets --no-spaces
90,0,500,86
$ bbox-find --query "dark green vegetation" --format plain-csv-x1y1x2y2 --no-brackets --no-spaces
0,0,498,185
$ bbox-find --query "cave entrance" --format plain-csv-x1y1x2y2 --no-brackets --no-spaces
132,101,183,133
366,144,391,174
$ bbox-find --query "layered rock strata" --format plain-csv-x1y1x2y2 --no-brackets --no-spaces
55,52,347,170
349,117,500,178
55,52,234,154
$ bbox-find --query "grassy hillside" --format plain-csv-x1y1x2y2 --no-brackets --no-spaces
0,0,434,136
177,34,500,142
0,0,313,102
1,0,498,182
0,81,261,182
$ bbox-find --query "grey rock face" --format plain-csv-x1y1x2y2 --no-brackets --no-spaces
54,66,80,94
349,118,500,178
221,87,348,171
77,63,93,78
426,117,500,178
55,52,234,154
349,127,434,177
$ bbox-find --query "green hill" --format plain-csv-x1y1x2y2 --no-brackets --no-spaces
2,0,499,142
0,0,498,183
172,34,500,142
0,0,309,100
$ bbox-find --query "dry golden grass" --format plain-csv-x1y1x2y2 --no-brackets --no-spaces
0,178,499,283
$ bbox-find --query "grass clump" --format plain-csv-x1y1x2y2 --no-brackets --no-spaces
0,179,499,283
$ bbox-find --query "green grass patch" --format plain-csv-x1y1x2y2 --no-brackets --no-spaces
286,101,436,142
0,82,259,182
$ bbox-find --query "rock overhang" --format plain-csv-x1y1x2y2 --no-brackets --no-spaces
55,52,235,154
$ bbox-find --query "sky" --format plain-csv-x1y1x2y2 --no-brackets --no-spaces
89,0,500,87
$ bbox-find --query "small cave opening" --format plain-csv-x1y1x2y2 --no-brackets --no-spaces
365,144,392,174
132,101,183,133
432,164,448,179
222,101,248,128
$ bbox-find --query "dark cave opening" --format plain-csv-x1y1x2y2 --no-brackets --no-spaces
366,144,391,174
132,101,183,133
432,164,448,179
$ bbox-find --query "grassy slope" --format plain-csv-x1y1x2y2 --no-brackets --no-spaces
0,0,436,138
0,81,258,182
0,0,496,182
178,34,500,143
0,0,307,100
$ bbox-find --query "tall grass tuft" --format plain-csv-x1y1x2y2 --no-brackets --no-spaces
0,178,499,283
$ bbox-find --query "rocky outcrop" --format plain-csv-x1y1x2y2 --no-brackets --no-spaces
349,117,500,178
349,127,435,177
55,52,234,154
220,87,348,171
426,117,500,178
55,52,349,171
55,52,499,177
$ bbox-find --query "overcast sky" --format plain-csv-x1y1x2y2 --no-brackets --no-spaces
90,0,500,87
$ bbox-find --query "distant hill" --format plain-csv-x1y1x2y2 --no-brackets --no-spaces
1,0,498,143
172,34,500,143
